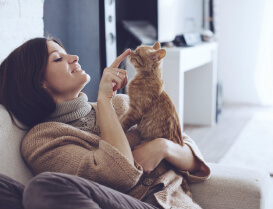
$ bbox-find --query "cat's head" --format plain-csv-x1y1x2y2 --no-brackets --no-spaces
128,42,166,70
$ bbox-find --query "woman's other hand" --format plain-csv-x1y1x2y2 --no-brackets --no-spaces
98,49,130,100
133,138,201,174
132,138,168,174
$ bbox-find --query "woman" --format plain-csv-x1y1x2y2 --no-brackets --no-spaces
0,37,210,209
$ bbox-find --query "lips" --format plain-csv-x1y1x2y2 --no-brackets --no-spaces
71,65,82,73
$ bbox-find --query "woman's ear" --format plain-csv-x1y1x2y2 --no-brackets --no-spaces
150,49,166,61
153,42,161,50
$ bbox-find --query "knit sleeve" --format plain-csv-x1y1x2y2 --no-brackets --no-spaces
21,122,143,192
176,133,211,183
112,94,130,118
77,139,143,191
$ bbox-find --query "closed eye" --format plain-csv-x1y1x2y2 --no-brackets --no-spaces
54,58,63,62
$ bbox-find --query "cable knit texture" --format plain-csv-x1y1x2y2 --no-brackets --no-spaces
47,92,91,123
46,92,100,135
21,93,210,209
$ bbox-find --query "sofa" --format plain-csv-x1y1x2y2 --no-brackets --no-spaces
0,104,271,209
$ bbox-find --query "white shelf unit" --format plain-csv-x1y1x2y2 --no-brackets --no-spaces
162,42,218,130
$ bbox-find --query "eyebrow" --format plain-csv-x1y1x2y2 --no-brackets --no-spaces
49,50,59,56
49,49,67,56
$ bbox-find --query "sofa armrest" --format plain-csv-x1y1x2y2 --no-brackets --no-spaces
189,163,271,209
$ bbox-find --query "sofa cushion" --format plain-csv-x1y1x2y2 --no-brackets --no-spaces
190,163,271,209
0,105,33,185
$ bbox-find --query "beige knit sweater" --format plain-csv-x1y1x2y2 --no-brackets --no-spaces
21,94,210,209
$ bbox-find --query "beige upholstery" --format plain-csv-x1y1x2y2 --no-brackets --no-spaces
0,105,271,209
190,163,271,209
0,105,33,185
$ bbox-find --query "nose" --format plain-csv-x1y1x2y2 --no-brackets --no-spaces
69,55,79,64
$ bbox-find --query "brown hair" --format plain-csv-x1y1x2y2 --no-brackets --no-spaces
0,37,64,129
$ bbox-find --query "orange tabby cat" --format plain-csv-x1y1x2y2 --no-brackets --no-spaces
120,42,191,196
120,42,183,145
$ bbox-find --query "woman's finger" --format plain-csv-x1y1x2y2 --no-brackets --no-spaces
112,75,123,91
118,70,127,89
120,74,128,89
110,49,131,68
106,68,127,90
106,68,126,77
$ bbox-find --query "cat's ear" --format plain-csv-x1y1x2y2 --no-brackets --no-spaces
150,49,166,61
153,42,161,50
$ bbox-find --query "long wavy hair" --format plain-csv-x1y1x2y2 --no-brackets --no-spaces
0,37,64,129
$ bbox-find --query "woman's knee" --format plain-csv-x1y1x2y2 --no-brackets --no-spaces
24,172,58,193
0,174,25,209
23,172,64,209
23,172,101,209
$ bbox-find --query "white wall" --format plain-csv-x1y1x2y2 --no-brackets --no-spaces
217,0,271,105
0,0,44,63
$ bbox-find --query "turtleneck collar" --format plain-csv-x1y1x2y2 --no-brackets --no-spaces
47,92,92,123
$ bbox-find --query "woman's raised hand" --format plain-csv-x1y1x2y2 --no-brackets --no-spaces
98,49,130,100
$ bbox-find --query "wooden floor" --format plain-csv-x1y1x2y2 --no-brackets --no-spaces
183,104,273,163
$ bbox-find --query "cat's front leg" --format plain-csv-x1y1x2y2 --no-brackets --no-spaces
119,109,140,132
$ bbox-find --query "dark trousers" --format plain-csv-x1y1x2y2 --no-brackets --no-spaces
0,172,160,209
0,174,24,209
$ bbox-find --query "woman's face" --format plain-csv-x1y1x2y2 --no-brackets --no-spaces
43,40,90,103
